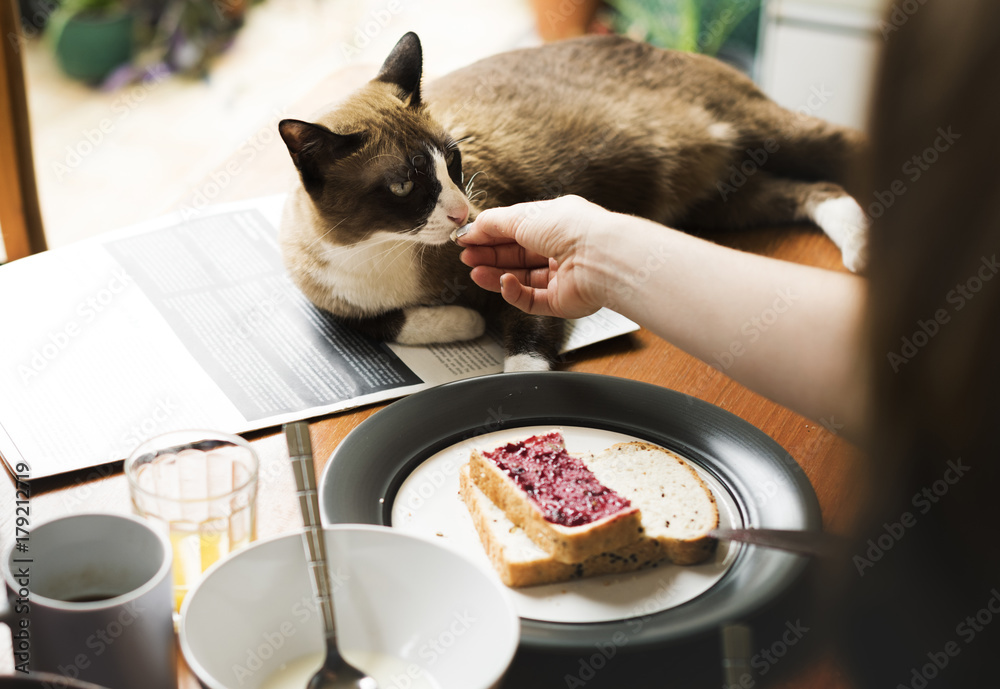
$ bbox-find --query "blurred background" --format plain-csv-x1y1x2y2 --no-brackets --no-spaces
1,0,887,263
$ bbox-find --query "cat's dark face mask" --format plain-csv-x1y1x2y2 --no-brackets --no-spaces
278,33,470,245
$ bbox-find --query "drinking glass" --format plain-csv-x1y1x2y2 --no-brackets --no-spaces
125,429,258,612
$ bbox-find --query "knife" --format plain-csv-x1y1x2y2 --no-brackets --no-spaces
709,527,843,558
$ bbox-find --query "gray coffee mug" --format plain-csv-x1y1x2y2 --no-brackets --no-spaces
1,512,176,689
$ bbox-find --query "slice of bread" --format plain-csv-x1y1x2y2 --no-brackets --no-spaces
459,464,668,587
467,432,644,564
460,439,719,587
581,441,719,566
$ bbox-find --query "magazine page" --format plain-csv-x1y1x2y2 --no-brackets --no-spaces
0,195,637,479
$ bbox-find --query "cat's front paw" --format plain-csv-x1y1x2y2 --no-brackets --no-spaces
396,306,486,345
840,233,869,274
503,353,553,372
814,196,869,273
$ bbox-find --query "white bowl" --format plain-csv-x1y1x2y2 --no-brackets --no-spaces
180,525,520,689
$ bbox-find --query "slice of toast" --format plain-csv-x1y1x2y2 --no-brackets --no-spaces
468,432,644,564
581,441,719,565
460,439,719,587
459,464,668,587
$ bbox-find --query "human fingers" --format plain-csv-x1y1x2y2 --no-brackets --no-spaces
456,198,584,259
454,205,530,247
495,272,597,320
469,264,554,294
497,273,559,317
459,243,549,269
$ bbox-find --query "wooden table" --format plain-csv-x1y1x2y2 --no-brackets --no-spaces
1,66,864,688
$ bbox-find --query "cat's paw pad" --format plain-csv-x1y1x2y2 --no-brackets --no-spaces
813,196,869,273
503,353,552,372
396,306,485,344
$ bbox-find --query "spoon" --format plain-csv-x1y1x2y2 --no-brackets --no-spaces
285,422,377,689
709,527,844,558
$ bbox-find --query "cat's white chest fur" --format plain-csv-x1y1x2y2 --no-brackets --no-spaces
315,236,425,312
314,235,487,345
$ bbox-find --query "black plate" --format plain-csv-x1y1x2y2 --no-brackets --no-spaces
320,371,821,651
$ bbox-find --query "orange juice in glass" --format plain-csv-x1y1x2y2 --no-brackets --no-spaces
126,430,258,612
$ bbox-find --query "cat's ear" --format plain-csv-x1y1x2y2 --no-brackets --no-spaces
376,32,423,107
279,119,363,192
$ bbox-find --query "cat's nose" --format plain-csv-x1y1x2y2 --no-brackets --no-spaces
448,206,470,226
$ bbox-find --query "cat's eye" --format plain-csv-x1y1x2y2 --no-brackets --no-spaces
389,180,414,197
445,151,455,166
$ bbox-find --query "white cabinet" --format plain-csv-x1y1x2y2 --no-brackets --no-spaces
757,0,887,130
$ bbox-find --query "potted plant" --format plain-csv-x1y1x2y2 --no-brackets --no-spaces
600,0,763,72
48,0,136,83
46,0,259,86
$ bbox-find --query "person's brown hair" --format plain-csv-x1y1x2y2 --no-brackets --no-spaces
867,0,1000,476
842,0,1000,684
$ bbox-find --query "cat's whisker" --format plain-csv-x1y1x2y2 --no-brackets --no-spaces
316,234,413,265
307,216,350,250
399,222,426,236
416,244,431,275
316,237,378,260
320,236,406,263
317,222,431,266
464,170,486,194
364,153,406,166
324,243,402,282
317,244,358,261
368,240,419,282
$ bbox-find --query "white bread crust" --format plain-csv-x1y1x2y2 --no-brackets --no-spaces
583,441,718,565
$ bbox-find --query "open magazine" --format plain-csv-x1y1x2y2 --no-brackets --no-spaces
0,195,637,479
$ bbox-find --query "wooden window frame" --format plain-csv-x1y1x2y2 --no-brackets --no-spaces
1,1,46,262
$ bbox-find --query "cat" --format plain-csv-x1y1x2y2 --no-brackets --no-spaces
278,32,868,372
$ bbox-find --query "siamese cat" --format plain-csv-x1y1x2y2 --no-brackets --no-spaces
279,32,867,371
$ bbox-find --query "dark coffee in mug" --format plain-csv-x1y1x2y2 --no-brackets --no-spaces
59,593,122,603
1,513,177,689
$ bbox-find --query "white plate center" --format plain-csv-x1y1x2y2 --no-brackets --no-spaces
390,425,742,625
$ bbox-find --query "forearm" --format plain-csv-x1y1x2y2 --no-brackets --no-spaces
587,217,868,440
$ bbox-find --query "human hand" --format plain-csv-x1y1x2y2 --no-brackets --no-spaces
456,195,612,319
